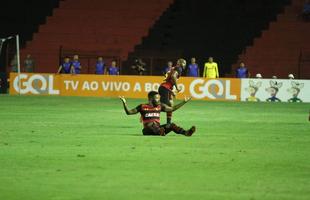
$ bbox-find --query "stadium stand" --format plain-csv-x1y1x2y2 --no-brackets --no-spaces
0,0,60,93
2,0,309,79
232,0,310,79
20,0,174,73
122,0,291,75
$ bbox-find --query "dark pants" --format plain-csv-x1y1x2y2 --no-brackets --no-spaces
158,85,174,123
158,86,173,106
142,123,186,136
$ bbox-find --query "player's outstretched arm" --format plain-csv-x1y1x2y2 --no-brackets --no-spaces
161,96,192,112
119,96,138,115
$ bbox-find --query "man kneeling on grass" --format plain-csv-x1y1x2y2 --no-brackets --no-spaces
120,91,196,136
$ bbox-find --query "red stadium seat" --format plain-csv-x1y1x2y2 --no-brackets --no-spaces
232,0,310,78
21,0,174,71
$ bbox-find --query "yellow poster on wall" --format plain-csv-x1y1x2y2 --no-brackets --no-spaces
9,73,241,101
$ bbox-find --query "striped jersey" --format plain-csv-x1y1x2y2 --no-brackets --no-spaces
161,67,179,90
136,104,161,125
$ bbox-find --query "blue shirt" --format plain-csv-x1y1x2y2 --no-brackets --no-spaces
108,66,118,75
187,64,199,77
95,61,105,74
61,62,72,74
163,66,171,74
72,61,81,74
304,3,310,13
236,67,248,78
175,66,183,75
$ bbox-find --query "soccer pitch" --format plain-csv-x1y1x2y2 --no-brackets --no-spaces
0,95,309,200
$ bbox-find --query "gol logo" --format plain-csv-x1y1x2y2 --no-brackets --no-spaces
13,74,59,95
189,79,237,100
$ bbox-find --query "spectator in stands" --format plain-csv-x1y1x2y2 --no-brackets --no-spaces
57,57,73,74
95,56,105,74
187,57,200,77
163,61,173,75
23,54,35,72
301,0,310,21
203,57,219,78
131,58,146,75
71,55,82,74
108,60,119,75
255,73,262,79
288,74,295,79
235,62,249,78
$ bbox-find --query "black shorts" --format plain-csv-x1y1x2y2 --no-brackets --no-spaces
142,123,171,136
158,85,173,106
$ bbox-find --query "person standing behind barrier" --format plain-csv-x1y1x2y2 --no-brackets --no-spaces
203,57,219,78
131,58,146,75
95,57,105,74
23,54,35,72
71,55,82,74
163,61,173,75
57,57,73,74
187,57,200,77
108,60,119,75
236,62,249,78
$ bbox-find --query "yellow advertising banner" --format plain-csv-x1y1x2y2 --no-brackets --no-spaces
9,73,241,101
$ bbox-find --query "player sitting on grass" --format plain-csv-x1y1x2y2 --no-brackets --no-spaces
120,91,195,136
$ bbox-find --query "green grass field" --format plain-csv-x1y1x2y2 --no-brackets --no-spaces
0,95,309,200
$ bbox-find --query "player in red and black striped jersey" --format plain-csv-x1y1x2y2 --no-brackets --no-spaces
158,58,186,124
120,91,195,136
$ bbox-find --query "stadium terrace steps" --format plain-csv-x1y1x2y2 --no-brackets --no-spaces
45,18,155,26
38,26,149,36
232,0,310,79
30,33,142,44
122,0,290,76
35,29,148,37
20,0,174,72
51,11,162,21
